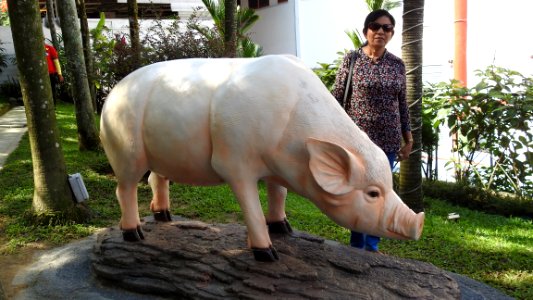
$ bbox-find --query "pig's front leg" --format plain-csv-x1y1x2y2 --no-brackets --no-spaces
148,172,172,222
229,179,279,262
265,180,292,234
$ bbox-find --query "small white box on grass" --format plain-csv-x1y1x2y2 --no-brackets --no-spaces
68,173,89,203
447,213,460,221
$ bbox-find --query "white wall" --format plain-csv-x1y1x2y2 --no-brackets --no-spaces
250,0,403,68
296,0,385,67
251,0,532,84
419,0,455,84
251,1,297,57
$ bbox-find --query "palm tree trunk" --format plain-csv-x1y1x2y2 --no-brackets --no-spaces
128,0,141,69
56,0,100,150
7,0,75,214
45,0,60,49
400,0,425,212
224,0,237,57
76,0,96,111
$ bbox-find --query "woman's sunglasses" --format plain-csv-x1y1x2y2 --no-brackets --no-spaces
368,22,394,33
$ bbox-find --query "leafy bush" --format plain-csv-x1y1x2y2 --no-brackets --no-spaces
0,9,9,26
423,180,533,218
0,94,10,115
90,14,118,112
90,11,230,112
0,40,8,73
426,66,533,197
0,76,22,101
141,14,224,64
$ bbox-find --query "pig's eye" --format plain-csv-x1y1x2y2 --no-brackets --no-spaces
364,187,381,202
368,190,380,198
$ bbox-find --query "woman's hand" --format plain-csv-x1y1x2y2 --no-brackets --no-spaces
397,140,413,161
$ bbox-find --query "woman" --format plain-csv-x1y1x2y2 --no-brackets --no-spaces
331,9,413,252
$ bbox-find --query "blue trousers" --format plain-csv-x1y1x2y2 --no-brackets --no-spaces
350,151,396,251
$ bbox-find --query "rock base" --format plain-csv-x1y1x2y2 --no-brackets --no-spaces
92,217,460,299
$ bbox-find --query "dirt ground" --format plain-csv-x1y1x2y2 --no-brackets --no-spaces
0,242,49,299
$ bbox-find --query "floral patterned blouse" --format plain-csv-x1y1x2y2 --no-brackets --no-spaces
332,48,411,153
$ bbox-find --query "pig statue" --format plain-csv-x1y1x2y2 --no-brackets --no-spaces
100,55,424,262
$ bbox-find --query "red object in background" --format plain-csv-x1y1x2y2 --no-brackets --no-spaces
454,0,467,87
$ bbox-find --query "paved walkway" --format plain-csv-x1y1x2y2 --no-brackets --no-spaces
0,106,27,170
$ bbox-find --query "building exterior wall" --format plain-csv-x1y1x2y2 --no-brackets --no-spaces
248,0,380,69
250,1,297,57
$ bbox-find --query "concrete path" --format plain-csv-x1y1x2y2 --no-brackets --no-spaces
0,106,27,170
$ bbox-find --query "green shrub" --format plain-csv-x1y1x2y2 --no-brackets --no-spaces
0,94,10,116
426,67,533,197
0,77,22,105
423,180,533,218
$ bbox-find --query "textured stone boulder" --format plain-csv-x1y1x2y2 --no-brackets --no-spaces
92,217,460,299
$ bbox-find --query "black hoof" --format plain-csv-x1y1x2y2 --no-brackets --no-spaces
153,209,172,222
252,246,279,262
267,218,293,234
122,225,145,241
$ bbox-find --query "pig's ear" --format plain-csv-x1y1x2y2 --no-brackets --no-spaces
306,138,363,195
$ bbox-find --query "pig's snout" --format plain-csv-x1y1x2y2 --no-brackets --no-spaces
387,202,425,240
403,211,424,240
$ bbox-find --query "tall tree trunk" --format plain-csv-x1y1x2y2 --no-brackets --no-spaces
76,0,96,111
400,0,425,212
128,0,141,69
45,0,59,50
7,0,78,216
224,0,237,57
56,0,100,150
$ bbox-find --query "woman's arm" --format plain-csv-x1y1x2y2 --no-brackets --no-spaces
331,51,354,106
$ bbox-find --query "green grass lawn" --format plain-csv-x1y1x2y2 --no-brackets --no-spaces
0,103,531,299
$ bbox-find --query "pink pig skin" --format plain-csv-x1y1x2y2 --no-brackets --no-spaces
100,55,424,253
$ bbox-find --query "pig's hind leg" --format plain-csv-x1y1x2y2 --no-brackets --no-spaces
265,180,293,234
148,172,172,222
116,179,145,241
111,152,150,241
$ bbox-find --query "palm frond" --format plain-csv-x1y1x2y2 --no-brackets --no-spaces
201,0,223,30
345,29,364,49
366,0,402,11
239,37,263,58
237,7,260,35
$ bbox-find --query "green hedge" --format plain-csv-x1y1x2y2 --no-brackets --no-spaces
422,180,533,218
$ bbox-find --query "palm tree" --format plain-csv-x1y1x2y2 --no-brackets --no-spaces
198,0,262,57
45,0,60,50
127,0,141,68
7,0,89,221
56,0,100,150
224,0,237,57
77,0,97,109
399,0,425,212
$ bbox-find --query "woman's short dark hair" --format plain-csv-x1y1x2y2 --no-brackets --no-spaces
363,9,396,35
